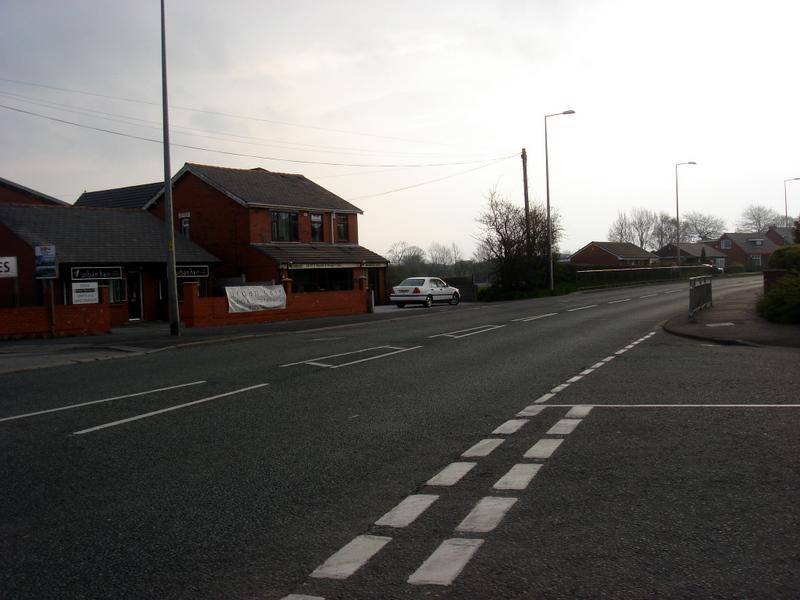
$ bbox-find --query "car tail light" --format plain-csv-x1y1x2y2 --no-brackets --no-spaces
413,287,421,293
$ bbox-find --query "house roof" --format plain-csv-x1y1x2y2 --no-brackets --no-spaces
766,226,794,244
250,243,388,268
0,204,219,264
721,232,781,254
574,241,656,260
75,182,163,209
657,242,726,259
0,176,69,206
145,163,363,214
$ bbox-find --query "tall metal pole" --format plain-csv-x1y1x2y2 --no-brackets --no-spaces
161,0,180,336
785,178,800,227
521,148,530,260
674,161,696,269
544,109,575,291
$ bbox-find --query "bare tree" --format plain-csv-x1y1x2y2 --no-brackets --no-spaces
450,243,463,265
682,211,725,241
629,208,657,249
427,242,453,267
607,212,633,244
737,204,783,232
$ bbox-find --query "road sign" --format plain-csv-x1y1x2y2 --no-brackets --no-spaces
0,256,17,278
35,245,58,279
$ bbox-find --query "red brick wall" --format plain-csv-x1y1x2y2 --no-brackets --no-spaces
0,288,111,339
181,282,367,328
0,187,59,205
570,244,621,267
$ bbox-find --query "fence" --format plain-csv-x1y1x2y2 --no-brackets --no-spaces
576,265,713,289
688,275,712,320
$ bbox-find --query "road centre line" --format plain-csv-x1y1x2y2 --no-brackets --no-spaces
455,497,518,533
518,405,548,416
493,463,542,491
375,495,439,528
545,404,800,408
427,462,476,486
565,405,593,418
281,346,401,367
328,346,422,368
0,381,207,423
492,419,529,435
511,312,558,322
524,438,564,459
462,438,505,457
640,293,657,298
547,418,582,435
551,384,570,393
566,375,583,383
534,393,555,404
280,345,422,369
591,362,605,369
428,324,505,339
281,595,324,600
608,298,631,304
310,534,391,580
567,304,598,312
408,538,484,586
579,368,595,375
73,384,268,435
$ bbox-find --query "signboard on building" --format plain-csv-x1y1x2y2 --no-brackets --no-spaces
35,245,58,279
0,256,17,278
71,267,123,280
71,281,99,304
176,265,209,278
225,285,286,313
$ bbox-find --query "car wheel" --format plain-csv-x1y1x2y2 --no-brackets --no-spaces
449,293,460,305
396,303,405,308
423,295,433,308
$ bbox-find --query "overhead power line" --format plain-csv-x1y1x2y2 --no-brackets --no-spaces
0,103,517,169
0,76,454,147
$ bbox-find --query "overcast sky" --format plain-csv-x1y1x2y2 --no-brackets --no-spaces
2,0,799,257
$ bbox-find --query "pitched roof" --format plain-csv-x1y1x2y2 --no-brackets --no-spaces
250,243,388,267
721,232,780,253
0,204,218,264
75,182,162,209
576,241,656,259
657,242,726,259
0,176,69,206
146,163,363,214
766,226,794,244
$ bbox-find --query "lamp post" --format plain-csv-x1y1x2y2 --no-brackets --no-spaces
674,161,696,268
784,178,800,227
544,109,575,291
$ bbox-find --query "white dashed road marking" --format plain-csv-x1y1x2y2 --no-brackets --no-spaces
511,312,558,322
281,595,325,600
310,535,391,580
493,464,542,490
547,418,582,435
455,497,518,533
462,438,505,457
565,405,593,418
427,462,476,486
534,393,556,404
281,346,421,369
567,304,598,312
375,495,439,528
408,539,484,586
518,405,548,416
608,298,631,304
551,383,570,393
524,438,564,459
428,324,505,339
566,375,583,383
492,419,529,435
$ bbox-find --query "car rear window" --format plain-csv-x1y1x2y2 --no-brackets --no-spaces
398,278,425,286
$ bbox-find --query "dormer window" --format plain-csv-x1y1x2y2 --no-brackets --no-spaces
748,239,764,246
272,211,298,241
721,239,732,249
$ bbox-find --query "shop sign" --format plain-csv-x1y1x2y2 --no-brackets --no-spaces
35,245,58,279
72,281,99,304
71,267,123,280
0,256,17,278
176,265,209,278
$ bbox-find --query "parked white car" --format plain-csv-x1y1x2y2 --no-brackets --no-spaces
390,277,460,308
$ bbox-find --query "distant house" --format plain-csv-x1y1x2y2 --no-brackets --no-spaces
570,241,657,268
75,181,162,209
764,225,795,246
655,242,727,268
0,176,68,206
0,203,218,322
703,232,781,270
142,163,389,302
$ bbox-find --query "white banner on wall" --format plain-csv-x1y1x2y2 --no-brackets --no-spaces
225,285,287,313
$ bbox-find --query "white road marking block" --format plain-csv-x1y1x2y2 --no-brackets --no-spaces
551,384,570,393
517,405,547,416
281,595,326,600
640,293,657,298
614,348,628,355
462,438,505,457
408,538,484,586
534,393,555,404
567,304,598,312
493,463,542,490
590,362,605,369
492,419,529,435
565,405,593,418
547,418,582,435
427,462,476,486
455,497,518,533
579,368,595,375
602,356,616,362
311,534,391,580
608,298,631,304
375,495,439,528
524,438,563,459
566,375,583,383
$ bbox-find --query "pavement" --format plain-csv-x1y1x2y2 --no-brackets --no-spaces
1,282,798,375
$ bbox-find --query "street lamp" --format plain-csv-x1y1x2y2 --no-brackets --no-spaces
545,109,575,291
784,177,800,227
675,161,696,268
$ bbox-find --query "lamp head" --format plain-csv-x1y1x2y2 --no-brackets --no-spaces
563,110,576,115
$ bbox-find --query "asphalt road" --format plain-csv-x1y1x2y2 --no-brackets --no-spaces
2,277,798,599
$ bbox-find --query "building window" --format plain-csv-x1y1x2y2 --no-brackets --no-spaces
272,212,298,241
336,214,349,242
311,214,323,242
180,216,190,239
721,239,732,249
750,255,762,267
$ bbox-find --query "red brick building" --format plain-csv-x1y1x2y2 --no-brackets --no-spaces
144,163,388,302
570,241,657,267
702,232,782,270
0,176,69,206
